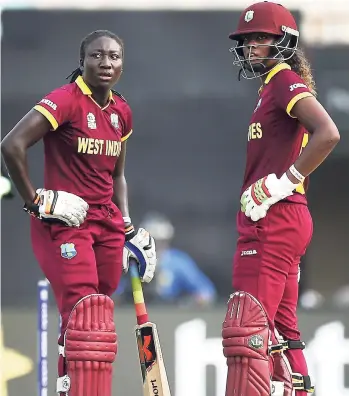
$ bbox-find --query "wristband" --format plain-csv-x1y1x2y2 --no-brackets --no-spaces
125,223,135,241
280,173,300,191
289,165,305,183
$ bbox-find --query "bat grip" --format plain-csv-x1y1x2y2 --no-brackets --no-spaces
129,258,149,325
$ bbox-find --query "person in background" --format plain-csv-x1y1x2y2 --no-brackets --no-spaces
332,284,349,309
116,212,217,306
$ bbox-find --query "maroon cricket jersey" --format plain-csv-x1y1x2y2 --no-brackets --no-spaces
242,63,313,205
33,76,133,205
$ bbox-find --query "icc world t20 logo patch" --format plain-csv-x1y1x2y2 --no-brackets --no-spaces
60,243,77,259
110,113,119,129
87,113,97,129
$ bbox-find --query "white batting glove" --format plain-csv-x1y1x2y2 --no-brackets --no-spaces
26,188,89,227
241,173,299,222
123,228,157,283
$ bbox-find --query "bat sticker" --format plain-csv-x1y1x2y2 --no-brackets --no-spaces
136,327,157,381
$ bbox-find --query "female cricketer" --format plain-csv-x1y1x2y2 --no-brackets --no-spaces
221,2,340,396
1,30,157,396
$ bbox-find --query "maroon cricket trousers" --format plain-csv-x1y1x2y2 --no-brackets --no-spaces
232,202,313,395
30,203,124,345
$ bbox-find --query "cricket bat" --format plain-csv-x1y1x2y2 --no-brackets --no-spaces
129,258,172,396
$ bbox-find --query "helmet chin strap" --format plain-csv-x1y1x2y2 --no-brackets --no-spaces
246,61,266,73
238,59,269,80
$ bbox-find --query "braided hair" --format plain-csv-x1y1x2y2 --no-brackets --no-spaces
67,30,124,83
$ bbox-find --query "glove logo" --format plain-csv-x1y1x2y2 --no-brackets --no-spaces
60,243,77,259
248,334,264,349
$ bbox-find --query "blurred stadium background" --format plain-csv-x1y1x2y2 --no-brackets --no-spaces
1,0,349,395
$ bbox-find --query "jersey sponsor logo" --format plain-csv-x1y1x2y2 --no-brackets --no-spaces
60,243,77,259
241,249,257,256
40,98,57,110
110,113,119,129
77,137,121,157
248,122,263,141
87,112,97,129
244,10,254,22
289,83,307,92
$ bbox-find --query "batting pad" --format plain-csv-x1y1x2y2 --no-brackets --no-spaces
61,294,117,396
222,291,271,396
270,330,293,396
272,352,293,396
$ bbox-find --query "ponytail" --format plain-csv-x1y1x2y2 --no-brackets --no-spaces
66,67,82,83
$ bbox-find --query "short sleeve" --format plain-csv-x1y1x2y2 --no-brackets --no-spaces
33,88,73,131
121,104,133,142
273,70,314,118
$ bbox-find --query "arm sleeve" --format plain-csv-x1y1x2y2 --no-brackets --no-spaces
274,70,314,118
121,104,133,142
33,88,74,131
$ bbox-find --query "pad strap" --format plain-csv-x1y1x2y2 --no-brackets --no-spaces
292,373,315,393
269,339,305,354
58,344,65,357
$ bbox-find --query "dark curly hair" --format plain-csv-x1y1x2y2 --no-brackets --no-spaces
285,47,317,96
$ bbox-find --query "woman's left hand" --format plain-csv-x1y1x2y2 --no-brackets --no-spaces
122,228,157,282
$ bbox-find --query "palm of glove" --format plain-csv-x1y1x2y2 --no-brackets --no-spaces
241,174,297,222
123,228,157,283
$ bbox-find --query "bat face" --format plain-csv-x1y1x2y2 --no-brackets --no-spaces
135,322,171,396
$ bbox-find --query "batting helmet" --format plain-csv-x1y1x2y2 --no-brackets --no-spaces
229,1,299,79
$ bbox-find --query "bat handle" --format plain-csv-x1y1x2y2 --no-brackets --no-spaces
129,258,149,325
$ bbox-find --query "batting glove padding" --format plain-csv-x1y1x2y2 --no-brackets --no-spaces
241,173,299,222
123,228,157,283
25,188,89,227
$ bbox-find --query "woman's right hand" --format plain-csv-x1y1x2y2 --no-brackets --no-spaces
25,189,89,227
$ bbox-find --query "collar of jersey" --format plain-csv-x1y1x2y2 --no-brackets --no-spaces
258,62,291,94
75,75,115,104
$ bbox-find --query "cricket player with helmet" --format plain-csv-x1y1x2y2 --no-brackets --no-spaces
222,2,340,396
1,30,157,396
